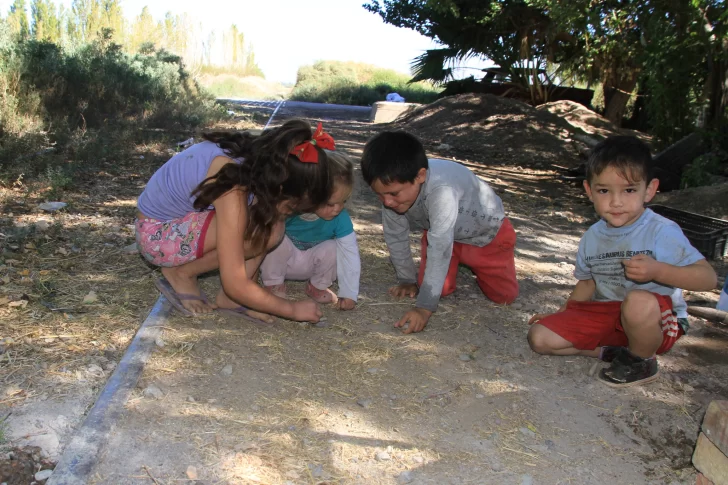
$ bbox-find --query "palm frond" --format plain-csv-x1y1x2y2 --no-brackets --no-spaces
410,48,457,84
409,47,460,84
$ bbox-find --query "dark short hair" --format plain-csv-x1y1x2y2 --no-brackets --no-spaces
586,135,653,184
360,131,429,185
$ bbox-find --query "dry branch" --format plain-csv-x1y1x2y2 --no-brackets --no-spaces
687,306,728,325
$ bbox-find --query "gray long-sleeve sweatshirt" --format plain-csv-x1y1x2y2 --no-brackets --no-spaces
382,158,505,311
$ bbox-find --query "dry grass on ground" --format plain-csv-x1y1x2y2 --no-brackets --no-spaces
0,115,261,412
1,97,726,485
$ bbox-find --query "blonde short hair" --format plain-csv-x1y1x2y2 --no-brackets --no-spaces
325,150,354,189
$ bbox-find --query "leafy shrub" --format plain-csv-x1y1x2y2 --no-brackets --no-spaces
681,150,726,189
0,23,225,180
290,60,441,106
42,165,73,199
14,37,222,130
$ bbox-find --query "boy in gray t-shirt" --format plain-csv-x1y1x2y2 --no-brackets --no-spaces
360,131,519,334
528,136,717,387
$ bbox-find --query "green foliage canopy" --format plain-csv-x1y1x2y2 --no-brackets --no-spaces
364,0,728,147
364,0,550,84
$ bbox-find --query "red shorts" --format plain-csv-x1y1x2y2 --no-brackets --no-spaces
418,217,519,304
537,293,684,353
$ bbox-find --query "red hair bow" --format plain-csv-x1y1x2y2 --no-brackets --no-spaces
289,122,335,163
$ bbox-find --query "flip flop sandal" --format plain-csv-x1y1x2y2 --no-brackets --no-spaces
216,305,273,325
154,278,210,317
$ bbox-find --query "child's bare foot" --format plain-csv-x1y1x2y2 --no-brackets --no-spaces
265,283,287,299
305,281,338,304
160,266,215,314
215,289,275,323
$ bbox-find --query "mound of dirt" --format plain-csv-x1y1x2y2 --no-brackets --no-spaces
653,182,728,220
394,94,589,168
538,100,651,145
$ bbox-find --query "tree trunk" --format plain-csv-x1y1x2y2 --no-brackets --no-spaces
625,84,649,132
652,132,707,191
687,306,728,325
705,38,728,146
602,70,639,126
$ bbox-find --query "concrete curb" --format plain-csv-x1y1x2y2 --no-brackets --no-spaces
46,297,171,485
370,101,420,123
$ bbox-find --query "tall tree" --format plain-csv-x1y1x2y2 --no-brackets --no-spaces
69,0,103,44
245,48,263,77
100,0,124,43
7,0,30,39
31,0,61,42
536,0,727,142
223,24,246,68
161,11,178,52
365,0,728,137
365,0,549,85
202,30,215,65
529,1,648,125
57,3,69,44
130,6,160,52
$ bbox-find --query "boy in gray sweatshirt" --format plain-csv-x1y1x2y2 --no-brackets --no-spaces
361,131,519,333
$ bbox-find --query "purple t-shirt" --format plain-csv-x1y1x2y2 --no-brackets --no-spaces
137,141,241,221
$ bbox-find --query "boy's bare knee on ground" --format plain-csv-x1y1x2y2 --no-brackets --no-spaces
621,290,664,357
528,324,564,355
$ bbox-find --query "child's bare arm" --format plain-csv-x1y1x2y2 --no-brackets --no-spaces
382,208,417,284
623,254,717,291
528,279,594,325
215,190,320,322
568,279,597,304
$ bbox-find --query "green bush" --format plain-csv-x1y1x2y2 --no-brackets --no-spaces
0,23,225,181
290,60,441,106
42,165,73,199
15,38,222,129
681,150,726,189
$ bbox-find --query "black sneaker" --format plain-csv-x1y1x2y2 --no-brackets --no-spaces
598,348,659,388
598,345,625,363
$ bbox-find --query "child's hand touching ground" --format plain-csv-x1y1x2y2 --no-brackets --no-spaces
395,308,432,334
338,298,356,311
292,300,323,322
622,254,662,283
389,283,419,298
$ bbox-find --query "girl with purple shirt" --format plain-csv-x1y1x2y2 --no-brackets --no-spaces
135,120,333,324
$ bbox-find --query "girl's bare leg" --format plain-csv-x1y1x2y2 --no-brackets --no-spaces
161,249,219,314
159,214,224,314
214,220,285,322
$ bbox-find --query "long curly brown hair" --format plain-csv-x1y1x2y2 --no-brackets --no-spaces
192,119,332,252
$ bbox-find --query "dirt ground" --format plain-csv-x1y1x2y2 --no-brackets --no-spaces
1,95,727,485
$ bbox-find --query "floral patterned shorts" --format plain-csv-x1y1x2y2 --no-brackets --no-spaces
135,211,215,267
